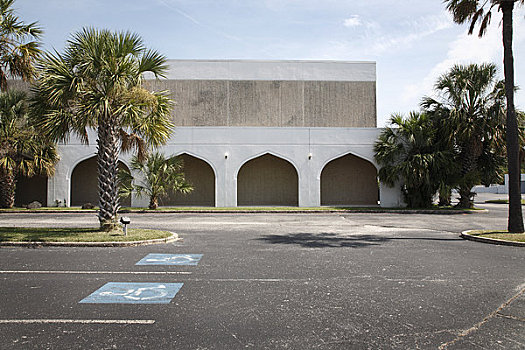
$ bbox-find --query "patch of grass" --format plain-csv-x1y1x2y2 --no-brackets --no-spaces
484,199,525,204
119,205,477,212
0,205,480,213
0,206,97,212
469,230,525,243
0,227,172,243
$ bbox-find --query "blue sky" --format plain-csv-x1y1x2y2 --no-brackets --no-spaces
17,0,525,126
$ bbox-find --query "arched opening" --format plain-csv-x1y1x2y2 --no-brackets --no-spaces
161,154,215,207
321,153,378,206
71,157,131,207
15,175,48,207
237,154,298,206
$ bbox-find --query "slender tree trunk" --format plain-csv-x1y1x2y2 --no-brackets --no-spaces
149,196,158,210
0,169,15,208
457,185,475,208
97,114,121,231
438,184,452,206
501,1,524,232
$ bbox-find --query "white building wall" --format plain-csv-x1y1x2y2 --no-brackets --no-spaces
50,127,404,208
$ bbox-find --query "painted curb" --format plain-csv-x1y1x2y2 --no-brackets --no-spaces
460,230,525,247
0,232,179,248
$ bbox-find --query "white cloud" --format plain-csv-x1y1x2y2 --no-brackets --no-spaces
366,13,452,56
343,15,361,28
401,8,525,107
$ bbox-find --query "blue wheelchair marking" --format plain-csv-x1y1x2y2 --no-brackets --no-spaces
79,282,183,304
136,253,203,266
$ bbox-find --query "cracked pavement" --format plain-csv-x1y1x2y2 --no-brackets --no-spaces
0,193,524,349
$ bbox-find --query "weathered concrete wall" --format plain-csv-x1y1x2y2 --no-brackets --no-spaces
321,153,378,205
147,79,376,127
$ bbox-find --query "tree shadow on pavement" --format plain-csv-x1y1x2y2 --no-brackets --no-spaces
256,232,462,248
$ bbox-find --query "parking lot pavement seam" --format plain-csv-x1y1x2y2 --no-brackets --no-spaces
496,313,525,323
0,319,156,324
438,283,525,349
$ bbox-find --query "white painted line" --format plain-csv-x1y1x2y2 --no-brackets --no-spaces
190,278,285,282
0,319,155,324
0,270,191,275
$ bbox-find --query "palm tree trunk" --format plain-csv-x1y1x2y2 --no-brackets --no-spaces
457,185,474,208
97,115,120,231
149,196,158,210
0,169,15,208
501,0,524,233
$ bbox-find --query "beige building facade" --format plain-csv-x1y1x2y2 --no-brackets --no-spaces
15,60,404,208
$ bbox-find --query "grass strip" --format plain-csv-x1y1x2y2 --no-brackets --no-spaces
484,199,525,204
469,230,525,243
0,206,479,212
0,227,172,243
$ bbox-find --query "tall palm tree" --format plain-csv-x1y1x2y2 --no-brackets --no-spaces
119,152,193,210
31,28,174,230
0,0,42,91
444,0,524,230
422,63,507,208
374,112,452,208
0,89,57,208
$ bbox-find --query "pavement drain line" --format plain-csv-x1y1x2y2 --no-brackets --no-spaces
0,319,155,324
438,284,525,349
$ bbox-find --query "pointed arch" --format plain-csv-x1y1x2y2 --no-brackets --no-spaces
236,151,300,180
320,152,378,206
160,152,216,207
70,156,131,207
237,153,298,206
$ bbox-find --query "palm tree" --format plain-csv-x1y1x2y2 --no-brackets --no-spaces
119,152,193,210
0,89,58,208
31,28,174,230
0,0,42,91
374,112,452,208
422,63,507,208
444,0,524,230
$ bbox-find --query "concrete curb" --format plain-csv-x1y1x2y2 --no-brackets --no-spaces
0,232,179,248
460,230,525,247
0,209,482,215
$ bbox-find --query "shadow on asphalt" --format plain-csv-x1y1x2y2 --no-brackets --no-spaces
257,233,462,248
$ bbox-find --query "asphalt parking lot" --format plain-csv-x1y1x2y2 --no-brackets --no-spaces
1,194,525,349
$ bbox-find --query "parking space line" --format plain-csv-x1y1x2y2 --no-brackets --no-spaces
0,319,155,324
0,270,191,275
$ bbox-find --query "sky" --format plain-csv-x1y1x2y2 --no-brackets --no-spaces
15,0,525,127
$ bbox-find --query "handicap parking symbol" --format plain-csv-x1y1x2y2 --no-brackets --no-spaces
79,282,183,304
136,253,203,266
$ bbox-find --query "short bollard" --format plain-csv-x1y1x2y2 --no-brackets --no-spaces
120,216,131,236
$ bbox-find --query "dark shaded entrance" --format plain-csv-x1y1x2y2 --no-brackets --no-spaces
321,153,378,206
237,154,298,206
161,154,215,207
15,175,48,207
71,157,131,207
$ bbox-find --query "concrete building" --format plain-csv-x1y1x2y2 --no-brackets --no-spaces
15,60,403,208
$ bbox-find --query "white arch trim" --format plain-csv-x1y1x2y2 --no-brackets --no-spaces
235,150,301,181
317,150,378,180
170,150,218,179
